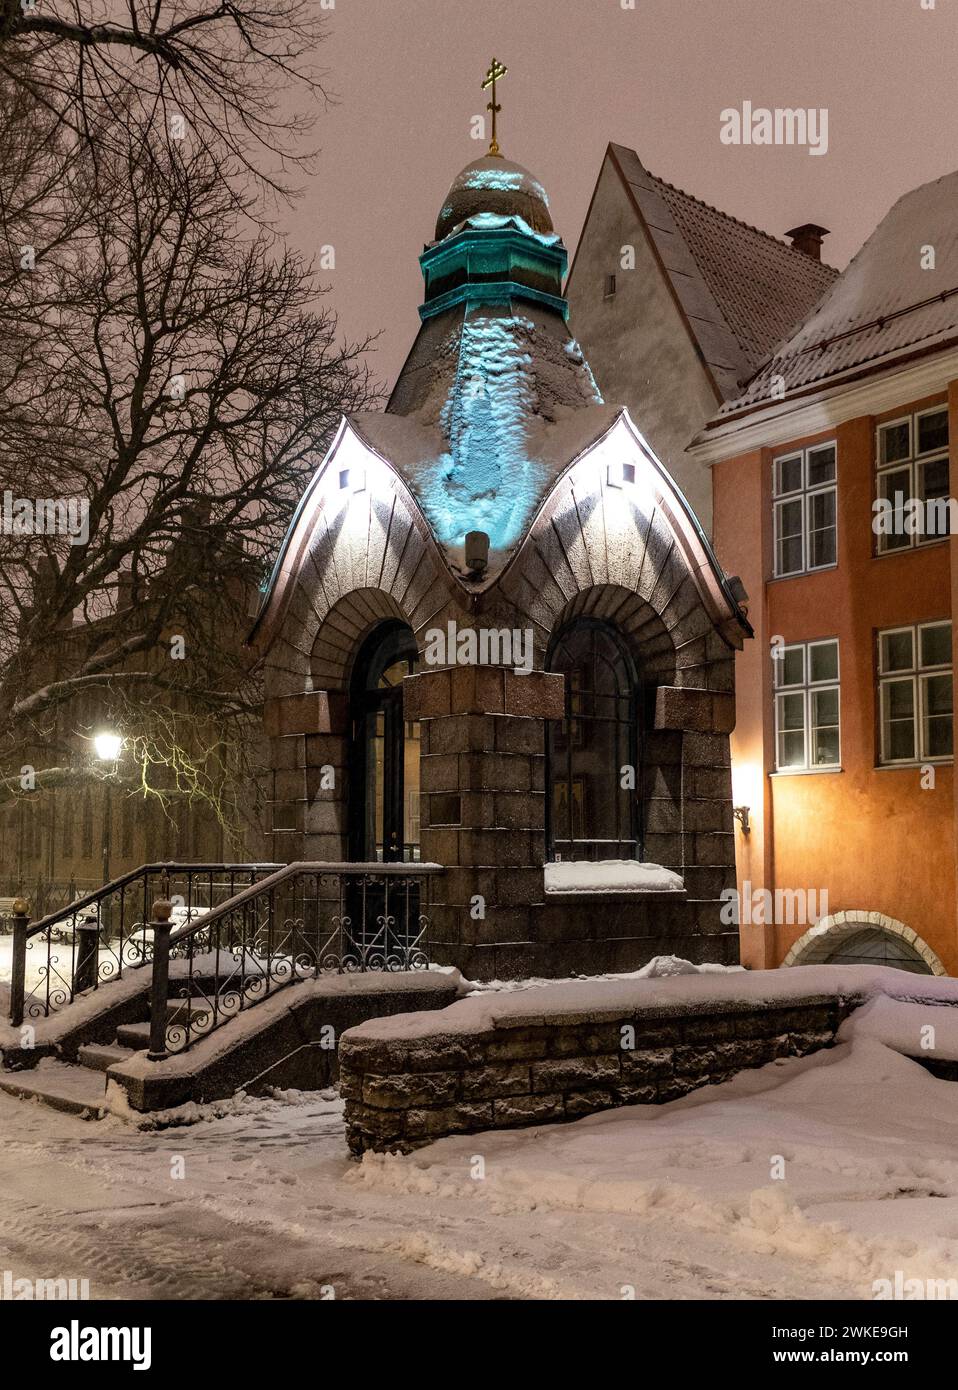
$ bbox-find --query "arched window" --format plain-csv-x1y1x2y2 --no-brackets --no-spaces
547,620,641,862
349,622,420,862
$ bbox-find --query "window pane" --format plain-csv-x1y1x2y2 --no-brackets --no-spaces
876,467,912,551
920,623,951,669
779,690,805,730
807,488,836,567
922,673,953,758
917,409,948,456
811,685,838,721
807,444,836,487
918,456,951,538
775,454,803,495
880,629,914,674
810,686,840,767
775,498,803,574
882,678,915,761
880,421,911,464
811,726,840,767
777,691,806,769
549,622,637,860
779,731,805,767
778,645,805,687
777,714,806,769
809,640,839,683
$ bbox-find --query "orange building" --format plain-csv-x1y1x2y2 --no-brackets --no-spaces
694,169,958,977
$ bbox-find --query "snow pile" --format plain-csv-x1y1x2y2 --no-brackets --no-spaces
544,859,684,895
346,1035,958,1298
838,994,958,1063
466,955,743,994
346,964,958,1043
3,1014,958,1298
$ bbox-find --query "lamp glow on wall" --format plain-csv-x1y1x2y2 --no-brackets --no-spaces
731,760,761,836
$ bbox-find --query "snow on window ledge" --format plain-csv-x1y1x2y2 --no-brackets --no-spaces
543,859,685,896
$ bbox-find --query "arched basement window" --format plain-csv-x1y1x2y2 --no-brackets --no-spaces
804,925,934,974
349,621,420,862
546,619,640,863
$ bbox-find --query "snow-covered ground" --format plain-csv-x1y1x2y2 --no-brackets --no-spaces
1,1015,957,1300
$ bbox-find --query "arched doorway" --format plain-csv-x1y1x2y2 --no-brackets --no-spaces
349,622,420,863
546,618,642,862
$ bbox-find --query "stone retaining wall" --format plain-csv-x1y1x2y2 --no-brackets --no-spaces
340,991,861,1154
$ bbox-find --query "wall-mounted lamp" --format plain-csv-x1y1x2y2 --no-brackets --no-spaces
733,805,751,835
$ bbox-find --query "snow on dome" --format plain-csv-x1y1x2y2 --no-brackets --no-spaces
435,155,554,241
433,210,563,248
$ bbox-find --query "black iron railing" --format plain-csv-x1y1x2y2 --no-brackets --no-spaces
7,863,282,1027
0,877,101,924
152,862,442,1058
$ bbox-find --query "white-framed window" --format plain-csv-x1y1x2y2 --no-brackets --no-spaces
772,442,837,577
878,620,953,764
876,406,950,553
774,638,841,771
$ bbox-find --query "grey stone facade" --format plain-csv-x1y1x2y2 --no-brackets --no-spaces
252,149,751,981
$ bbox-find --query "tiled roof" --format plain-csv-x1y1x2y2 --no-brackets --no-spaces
608,144,838,399
716,168,958,415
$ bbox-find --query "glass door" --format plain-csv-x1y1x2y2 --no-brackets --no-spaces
350,624,420,863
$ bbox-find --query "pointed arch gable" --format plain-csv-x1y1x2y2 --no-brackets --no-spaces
249,418,457,684
502,410,751,652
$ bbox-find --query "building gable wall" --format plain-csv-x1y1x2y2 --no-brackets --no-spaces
565,153,721,531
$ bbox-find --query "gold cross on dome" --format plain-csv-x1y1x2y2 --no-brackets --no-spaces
481,57,508,157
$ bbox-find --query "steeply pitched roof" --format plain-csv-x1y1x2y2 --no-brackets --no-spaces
716,168,958,416
604,143,838,399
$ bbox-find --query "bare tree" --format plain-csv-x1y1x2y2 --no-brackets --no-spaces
0,0,329,194
0,112,377,843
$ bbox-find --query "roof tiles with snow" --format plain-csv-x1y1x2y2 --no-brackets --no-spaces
607,143,838,399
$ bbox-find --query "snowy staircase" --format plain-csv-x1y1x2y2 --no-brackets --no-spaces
0,994,204,1118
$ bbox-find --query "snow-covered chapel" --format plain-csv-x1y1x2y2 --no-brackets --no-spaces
251,137,752,978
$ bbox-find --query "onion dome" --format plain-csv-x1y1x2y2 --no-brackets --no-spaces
435,156,553,242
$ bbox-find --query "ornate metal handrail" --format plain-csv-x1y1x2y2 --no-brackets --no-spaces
150,862,443,1059
7,863,283,1027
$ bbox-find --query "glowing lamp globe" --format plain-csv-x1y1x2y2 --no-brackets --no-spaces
93,731,123,761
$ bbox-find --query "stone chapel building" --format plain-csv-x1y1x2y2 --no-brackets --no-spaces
250,145,752,979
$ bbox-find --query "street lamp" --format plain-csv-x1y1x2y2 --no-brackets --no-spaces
93,731,123,762
93,730,123,885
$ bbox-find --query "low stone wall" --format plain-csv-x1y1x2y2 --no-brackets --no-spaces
340,980,863,1154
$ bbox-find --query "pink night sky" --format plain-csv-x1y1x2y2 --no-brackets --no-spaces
289,0,958,391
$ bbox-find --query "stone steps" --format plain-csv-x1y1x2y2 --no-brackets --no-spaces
77,1043,135,1073
0,1060,112,1118
0,993,214,1115
115,1021,152,1050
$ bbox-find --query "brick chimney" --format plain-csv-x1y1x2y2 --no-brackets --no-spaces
786,223,830,261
